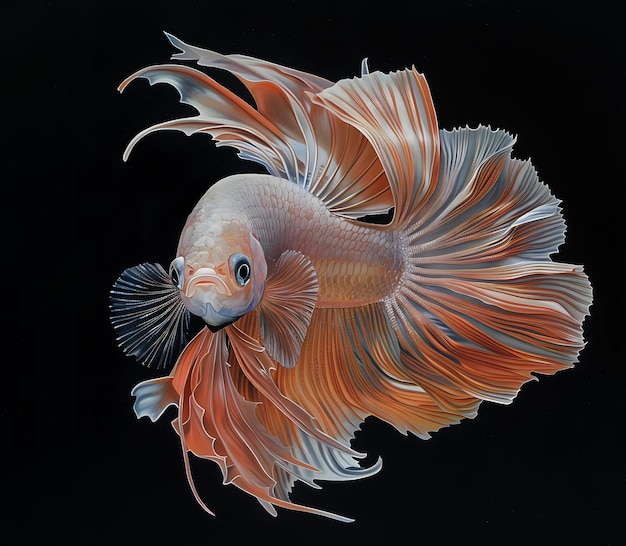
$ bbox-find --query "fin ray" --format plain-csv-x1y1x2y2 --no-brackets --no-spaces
384,127,593,407
122,34,394,219
165,323,357,522
259,250,318,368
314,68,440,225
110,263,189,369
274,304,477,443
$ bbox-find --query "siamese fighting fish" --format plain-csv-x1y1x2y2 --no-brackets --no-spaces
110,33,592,522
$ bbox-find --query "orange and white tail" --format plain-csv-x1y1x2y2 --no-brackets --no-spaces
316,68,592,418
121,37,593,520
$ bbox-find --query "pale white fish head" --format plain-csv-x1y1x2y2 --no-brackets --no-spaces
169,209,267,329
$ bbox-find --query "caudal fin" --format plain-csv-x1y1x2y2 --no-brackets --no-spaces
316,69,592,410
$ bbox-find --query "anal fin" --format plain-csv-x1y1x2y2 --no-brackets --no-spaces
274,303,475,443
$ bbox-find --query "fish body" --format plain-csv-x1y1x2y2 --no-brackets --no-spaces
110,34,592,522
181,173,402,308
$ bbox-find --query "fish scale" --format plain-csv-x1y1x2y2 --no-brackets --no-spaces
189,173,404,307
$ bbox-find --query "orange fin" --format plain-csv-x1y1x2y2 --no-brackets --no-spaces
259,250,318,368
226,318,356,456
383,127,593,408
314,67,440,226
166,32,394,218
121,33,393,219
273,303,477,444
118,63,291,172
153,322,359,521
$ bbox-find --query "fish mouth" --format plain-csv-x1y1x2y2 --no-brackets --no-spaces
184,268,232,298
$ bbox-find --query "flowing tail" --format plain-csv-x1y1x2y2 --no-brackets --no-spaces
121,33,592,426
120,37,593,520
315,69,592,416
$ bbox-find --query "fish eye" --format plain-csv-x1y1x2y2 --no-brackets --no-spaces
169,256,185,289
230,254,251,287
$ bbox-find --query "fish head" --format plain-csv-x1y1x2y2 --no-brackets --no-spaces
170,217,267,329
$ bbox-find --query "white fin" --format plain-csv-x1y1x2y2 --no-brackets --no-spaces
131,377,178,421
120,33,394,219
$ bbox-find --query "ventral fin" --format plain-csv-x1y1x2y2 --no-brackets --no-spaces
258,251,318,368
131,376,178,422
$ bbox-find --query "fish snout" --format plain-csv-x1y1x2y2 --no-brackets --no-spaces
184,268,232,298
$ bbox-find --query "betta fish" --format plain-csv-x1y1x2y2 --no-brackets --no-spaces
110,33,592,522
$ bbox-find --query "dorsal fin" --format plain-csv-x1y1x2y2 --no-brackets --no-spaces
120,33,394,219
313,67,440,226
258,250,318,368
118,64,298,176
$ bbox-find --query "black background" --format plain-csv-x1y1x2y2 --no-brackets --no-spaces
2,1,624,544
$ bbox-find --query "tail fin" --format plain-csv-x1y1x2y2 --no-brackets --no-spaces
316,69,592,409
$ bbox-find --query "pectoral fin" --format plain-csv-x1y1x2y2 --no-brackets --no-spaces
258,251,318,368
